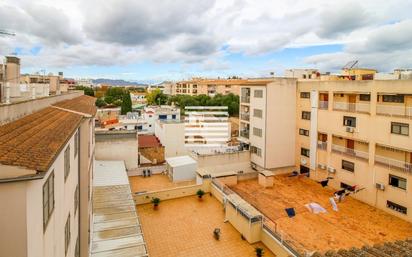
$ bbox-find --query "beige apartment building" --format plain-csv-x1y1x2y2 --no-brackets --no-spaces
239,78,412,223
174,78,246,96
0,94,96,257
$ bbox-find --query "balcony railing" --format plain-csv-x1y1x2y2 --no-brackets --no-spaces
241,96,250,103
240,130,249,139
331,144,369,160
375,155,412,174
376,104,412,118
318,101,329,110
317,141,327,150
333,102,370,113
240,112,250,121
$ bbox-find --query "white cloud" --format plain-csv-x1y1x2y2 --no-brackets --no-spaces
0,0,411,76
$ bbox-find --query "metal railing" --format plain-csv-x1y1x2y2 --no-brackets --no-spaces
240,112,250,121
317,141,327,150
333,102,370,113
241,96,250,103
376,104,412,118
375,155,412,174
331,144,369,160
318,101,328,110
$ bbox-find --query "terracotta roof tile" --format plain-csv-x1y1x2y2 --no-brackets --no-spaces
0,107,83,173
53,95,97,116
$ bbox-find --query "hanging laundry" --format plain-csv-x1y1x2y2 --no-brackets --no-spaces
305,203,327,214
329,197,338,211
285,208,296,218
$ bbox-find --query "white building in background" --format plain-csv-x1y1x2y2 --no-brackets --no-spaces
75,78,94,88
143,105,181,133
184,106,231,149
284,68,320,79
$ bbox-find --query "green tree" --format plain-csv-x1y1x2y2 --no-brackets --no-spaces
104,95,114,104
146,89,168,105
95,98,107,107
75,86,95,96
121,91,132,114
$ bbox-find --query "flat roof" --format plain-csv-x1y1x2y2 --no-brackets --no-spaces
165,155,196,167
92,160,148,257
229,174,412,253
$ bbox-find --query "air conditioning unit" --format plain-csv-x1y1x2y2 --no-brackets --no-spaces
318,164,326,170
346,126,355,133
376,183,385,191
327,166,336,174
301,158,307,165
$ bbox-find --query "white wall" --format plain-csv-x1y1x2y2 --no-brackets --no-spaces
95,135,138,170
155,121,187,158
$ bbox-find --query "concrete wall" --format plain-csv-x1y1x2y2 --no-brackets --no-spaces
155,121,187,158
192,150,251,175
95,131,138,170
0,91,83,125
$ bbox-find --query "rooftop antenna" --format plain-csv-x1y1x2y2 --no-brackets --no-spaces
342,60,358,70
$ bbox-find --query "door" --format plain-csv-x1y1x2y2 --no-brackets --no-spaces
346,139,355,155
300,165,310,174
348,95,356,112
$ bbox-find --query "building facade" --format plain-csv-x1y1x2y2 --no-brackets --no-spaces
0,95,96,257
174,78,246,96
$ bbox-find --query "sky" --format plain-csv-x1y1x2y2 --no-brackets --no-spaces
1,0,412,83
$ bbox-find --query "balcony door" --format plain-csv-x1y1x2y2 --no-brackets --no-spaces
346,139,355,155
348,95,356,112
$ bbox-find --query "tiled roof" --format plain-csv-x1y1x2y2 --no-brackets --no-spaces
138,135,161,148
0,107,83,173
53,95,97,116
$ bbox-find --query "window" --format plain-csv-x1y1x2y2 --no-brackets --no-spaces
389,175,407,190
158,114,167,120
343,116,356,127
391,122,409,136
250,146,262,157
387,201,407,214
254,89,263,98
64,146,70,181
301,148,310,157
300,92,310,99
342,160,354,172
172,114,176,119
359,94,370,101
299,128,309,136
74,184,79,214
301,111,311,120
65,214,71,255
253,109,263,118
43,171,55,231
383,95,404,103
193,85,197,88
74,131,79,158
253,127,262,137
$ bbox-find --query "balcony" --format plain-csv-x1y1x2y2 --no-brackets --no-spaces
241,96,250,103
375,155,412,174
376,104,412,118
331,144,369,160
240,112,250,121
318,101,329,110
333,102,370,113
317,141,327,150
240,130,249,139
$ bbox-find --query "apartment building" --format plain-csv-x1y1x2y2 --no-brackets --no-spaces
296,79,412,222
238,78,297,170
174,78,246,96
0,94,96,257
143,105,180,133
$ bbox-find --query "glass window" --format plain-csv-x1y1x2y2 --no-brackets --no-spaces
387,201,407,214
299,129,309,136
382,95,404,103
64,146,70,181
389,174,407,190
253,109,262,118
359,94,370,101
65,214,71,255
43,171,55,231
342,160,354,172
391,122,409,136
301,111,311,120
254,90,263,98
301,148,310,157
250,146,262,157
300,92,310,99
253,127,262,137
343,116,356,127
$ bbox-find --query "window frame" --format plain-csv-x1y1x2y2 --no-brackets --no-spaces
300,148,310,157
389,174,407,190
342,160,355,172
65,214,71,255
43,171,55,231
253,108,263,118
382,95,404,103
252,127,262,137
74,130,79,158
359,94,370,101
343,116,356,127
391,122,409,136
301,111,311,120
254,89,263,98
387,200,407,214
300,92,310,99
74,184,79,214
299,128,309,136
64,145,70,181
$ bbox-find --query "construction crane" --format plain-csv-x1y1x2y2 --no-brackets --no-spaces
342,60,358,70
0,29,15,36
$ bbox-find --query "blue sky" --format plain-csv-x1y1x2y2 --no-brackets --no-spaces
1,0,411,83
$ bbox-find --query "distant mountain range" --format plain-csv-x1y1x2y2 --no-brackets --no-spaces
92,78,148,87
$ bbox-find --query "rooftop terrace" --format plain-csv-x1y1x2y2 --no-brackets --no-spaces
129,174,196,193
228,175,412,254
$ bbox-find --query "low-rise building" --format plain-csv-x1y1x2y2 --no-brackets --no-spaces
143,105,180,133
174,78,246,96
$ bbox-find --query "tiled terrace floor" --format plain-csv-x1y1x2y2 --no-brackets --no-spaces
129,174,196,193
137,195,275,257
229,175,412,253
